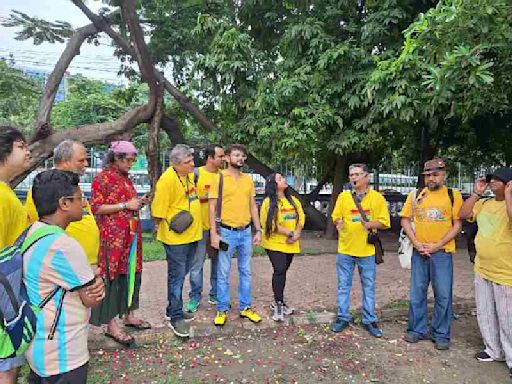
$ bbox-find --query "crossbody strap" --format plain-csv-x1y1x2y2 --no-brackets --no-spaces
215,173,224,236
351,192,369,222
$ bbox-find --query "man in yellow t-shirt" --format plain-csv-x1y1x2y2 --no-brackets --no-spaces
0,126,30,383
185,144,225,313
330,163,390,338
208,144,263,326
151,144,202,338
459,168,512,373
25,140,99,266
400,158,462,350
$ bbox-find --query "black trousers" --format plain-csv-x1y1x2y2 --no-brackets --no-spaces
28,362,89,384
266,249,294,302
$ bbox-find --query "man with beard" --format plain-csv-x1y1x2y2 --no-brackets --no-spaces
209,144,262,326
400,158,463,350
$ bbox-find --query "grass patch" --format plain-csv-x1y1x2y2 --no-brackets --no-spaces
383,299,410,310
141,233,324,262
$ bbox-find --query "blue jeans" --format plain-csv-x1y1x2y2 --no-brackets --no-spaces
408,250,453,342
216,226,253,312
163,241,198,322
336,254,378,324
188,231,208,301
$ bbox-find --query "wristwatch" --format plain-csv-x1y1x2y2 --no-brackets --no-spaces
119,202,127,210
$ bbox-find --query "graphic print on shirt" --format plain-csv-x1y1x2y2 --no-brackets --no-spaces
204,184,211,198
280,207,297,221
350,209,371,222
415,206,448,222
477,210,499,238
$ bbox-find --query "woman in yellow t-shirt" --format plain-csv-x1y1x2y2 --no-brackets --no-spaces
260,173,305,322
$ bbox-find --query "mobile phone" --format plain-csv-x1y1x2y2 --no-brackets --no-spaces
219,240,229,251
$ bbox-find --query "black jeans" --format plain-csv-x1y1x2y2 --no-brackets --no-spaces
266,250,294,302
28,362,89,384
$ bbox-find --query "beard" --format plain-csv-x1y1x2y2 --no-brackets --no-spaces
229,161,244,169
427,182,442,191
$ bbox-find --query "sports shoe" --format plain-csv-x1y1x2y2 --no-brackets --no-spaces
272,301,285,322
364,322,383,338
166,311,195,322
435,340,450,350
186,299,200,313
239,307,262,323
475,351,494,362
330,318,349,333
214,311,227,326
168,319,190,338
208,295,217,305
404,331,430,343
271,300,294,315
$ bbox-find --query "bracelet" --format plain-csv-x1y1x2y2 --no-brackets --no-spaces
255,228,262,233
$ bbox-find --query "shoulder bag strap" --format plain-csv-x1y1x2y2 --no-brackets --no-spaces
215,173,224,236
351,192,369,222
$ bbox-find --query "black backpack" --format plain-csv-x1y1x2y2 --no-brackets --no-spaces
466,197,491,263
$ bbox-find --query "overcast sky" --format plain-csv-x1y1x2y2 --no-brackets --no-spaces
0,0,126,82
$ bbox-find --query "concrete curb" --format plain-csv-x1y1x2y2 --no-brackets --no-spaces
89,298,476,351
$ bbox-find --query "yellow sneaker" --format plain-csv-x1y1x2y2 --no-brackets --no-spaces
239,307,262,323
214,311,227,326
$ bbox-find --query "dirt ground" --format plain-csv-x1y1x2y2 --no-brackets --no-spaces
86,315,511,384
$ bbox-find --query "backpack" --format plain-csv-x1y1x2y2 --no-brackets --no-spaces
398,187,454,269
0,224,64,358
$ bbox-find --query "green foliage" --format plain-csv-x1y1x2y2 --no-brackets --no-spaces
1,10,72,45
0,60,41,131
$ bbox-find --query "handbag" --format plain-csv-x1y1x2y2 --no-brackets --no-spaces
397,189,418,269
351,192,384,265
168,169,194,233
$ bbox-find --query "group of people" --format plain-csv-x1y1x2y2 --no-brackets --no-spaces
150,143,306,336
1,123,511,382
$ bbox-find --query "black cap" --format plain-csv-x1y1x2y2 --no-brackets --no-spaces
486,167,512,183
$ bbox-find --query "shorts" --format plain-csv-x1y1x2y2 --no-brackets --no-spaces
28,362,89,384
0,355,25,372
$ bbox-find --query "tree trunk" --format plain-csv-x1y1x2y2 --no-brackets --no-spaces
160,115,185,145
325,155,347,239
147,87,163,191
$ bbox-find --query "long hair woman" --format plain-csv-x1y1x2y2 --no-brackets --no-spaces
260,173,305,321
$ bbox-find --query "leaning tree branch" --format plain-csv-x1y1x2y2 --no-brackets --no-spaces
71,0,327,229
31,22,100,142
161,115,185,144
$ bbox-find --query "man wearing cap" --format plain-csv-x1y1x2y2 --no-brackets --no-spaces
459,168,512,377
400,158,463,350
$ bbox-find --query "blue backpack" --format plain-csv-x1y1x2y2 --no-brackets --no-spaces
0,225,64,358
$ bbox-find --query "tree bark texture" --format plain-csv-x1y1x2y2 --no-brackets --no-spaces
325,155,347,240
147,86,164,191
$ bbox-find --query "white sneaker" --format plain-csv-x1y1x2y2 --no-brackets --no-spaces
272,301,285,322
271,300,294,315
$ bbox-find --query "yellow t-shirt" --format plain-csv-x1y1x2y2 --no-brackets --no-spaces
331,189,390,257
0,182,28,248
209,170,255,228
260,196,306,254
151,167,202,245
196,166,220,231
473,199,512,286
25,188,100,265
400,186,463,253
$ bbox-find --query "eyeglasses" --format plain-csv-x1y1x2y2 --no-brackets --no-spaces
62,194,86,203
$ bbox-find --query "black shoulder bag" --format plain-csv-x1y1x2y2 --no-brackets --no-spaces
351,192,384,265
